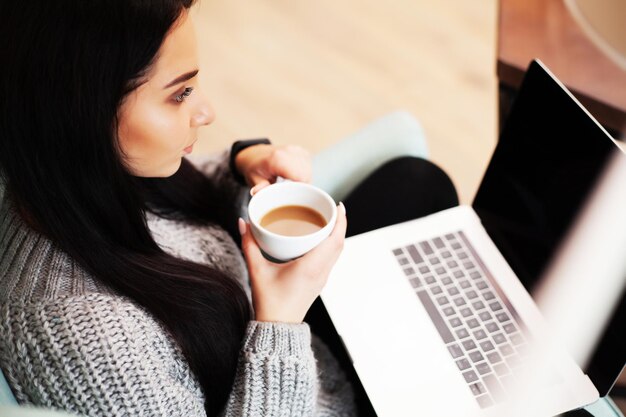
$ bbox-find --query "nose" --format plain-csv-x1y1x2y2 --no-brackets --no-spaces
191,96,215,127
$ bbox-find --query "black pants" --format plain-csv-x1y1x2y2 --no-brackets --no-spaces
304,157,459,416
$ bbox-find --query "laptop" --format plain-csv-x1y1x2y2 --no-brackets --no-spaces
321,59,626,417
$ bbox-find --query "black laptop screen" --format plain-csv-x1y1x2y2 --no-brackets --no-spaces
472,60,623,395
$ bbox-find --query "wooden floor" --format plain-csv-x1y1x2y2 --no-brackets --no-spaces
190,0,498,203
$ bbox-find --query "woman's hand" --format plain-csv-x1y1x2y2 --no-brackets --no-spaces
239,202,347,324
234,144,312,195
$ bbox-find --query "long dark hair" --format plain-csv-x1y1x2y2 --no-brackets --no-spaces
0,1,251,415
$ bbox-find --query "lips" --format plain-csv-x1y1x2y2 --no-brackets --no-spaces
183,139,197,153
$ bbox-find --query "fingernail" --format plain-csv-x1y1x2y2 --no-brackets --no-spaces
339,201,346,215
238,218,246,236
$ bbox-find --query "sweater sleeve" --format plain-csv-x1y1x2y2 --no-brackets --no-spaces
0,294,208,417
1,294,324,417
222,321,318,417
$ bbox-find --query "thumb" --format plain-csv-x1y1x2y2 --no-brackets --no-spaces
239,218,267,268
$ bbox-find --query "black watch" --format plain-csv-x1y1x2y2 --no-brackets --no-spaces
229,138,271,184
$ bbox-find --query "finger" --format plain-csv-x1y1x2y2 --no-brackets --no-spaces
248,171,272,187
239,218,267,268
268,149,311,183
250,180,271,196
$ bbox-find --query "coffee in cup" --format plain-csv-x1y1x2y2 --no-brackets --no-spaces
260,205,327,236
247,181,337,261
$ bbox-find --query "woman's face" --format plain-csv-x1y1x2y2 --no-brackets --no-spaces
117,12,214,177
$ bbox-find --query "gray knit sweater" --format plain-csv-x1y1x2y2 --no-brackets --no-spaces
0,153,356,417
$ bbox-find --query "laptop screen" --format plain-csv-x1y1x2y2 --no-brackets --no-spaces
472,60,624,396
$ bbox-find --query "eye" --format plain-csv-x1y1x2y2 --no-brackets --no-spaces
174,86,194,103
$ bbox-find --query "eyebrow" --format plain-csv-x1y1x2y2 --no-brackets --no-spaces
163,69,199,89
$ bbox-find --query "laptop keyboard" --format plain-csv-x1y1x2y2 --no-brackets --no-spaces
392,231,529,409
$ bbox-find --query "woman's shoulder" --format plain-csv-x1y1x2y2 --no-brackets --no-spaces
0,195,114,304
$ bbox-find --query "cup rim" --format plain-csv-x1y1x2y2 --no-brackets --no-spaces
248,181,337,241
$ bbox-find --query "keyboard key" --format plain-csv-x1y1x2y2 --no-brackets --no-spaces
476,394,493,408
429,257,441,265
463,261,475,269
398,257,409,265
500,344,514,356
472,300,485,310
431,285,443,295
516,344,529,357
476,280,488,290
441,276,453,285
458,251,468,259
442,307,455,316
433,237,445,249
393,248,403,256
407,245,423,264
496,313,510,323
425,275,436,284
479,311,492,321
459,280,471,289
409,277,422,288
453,270,464,278
500,374,517,394
470,271,481,279
463,370,479,383
474,329,487,340
469,350,484,363
417,290,454,344
494,362,510,377
447,286,460,296
451,242,462,250
487,351,502,364
447,260,458,268
483,291,495,301
466,290,478,299
435,267,446,275
480,341,495,352
493,333,507,344
441,250,452,258
510,333,525,346
503,323,516,334
466,318,480,329
462,340,477,351
456,358,471,371
483,373,506,402
485,322,499,333
470,381,487,396
489,301,503,311
449,317,462,327
460,307,472,317
454,297,466,307
437,296,450,306
476,362,491,375
420,241,434,255
507,355,522,368
403,267,415,276
419,266,430,274
445,233,455,240
447,344,463,358
456,328,470,339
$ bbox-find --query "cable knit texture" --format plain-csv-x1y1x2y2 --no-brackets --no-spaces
0,152,356,417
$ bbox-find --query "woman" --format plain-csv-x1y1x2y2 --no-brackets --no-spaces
0,1,457,416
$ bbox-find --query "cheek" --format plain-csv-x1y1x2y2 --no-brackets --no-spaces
119,103,188,176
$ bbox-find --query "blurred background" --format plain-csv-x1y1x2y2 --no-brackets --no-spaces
189,0,498,204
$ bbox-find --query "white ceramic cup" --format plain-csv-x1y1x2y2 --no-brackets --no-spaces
247,181,337,261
